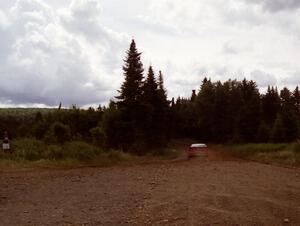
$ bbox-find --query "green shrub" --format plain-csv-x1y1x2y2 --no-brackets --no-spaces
45,122,71,144
222,143,300,166
32,121,49,139
11,138,45,161
62,141,101,160
89,127,106,146
44,145,64,159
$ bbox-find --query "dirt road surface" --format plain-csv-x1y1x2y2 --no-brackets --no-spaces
0,150,300,226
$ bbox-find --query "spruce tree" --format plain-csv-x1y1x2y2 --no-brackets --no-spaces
195,78,215,141
142,66,168,148
237,79,261,142
115,39,145,151
212,81,230,142
256,122,271,143
156,71,170,143
280,87,299,141
261,86,280,127
143,66,158,106
117,39,144,109
271,114,286,143
157,71,169,107
293,86,300,114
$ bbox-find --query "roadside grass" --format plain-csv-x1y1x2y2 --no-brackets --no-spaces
218,143,300,166
0,138,181,168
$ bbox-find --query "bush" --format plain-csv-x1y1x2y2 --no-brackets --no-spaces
256,123,271,143
271,115,286,143
62,141,101,160
32,121,49,139
10,138,45,161
45,122,71,144
0,138,154,168
89,127,106,146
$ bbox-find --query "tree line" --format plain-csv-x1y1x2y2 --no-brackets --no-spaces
1,40,299,154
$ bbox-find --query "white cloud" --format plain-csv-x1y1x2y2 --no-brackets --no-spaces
281,72,300,86
0,0,127,106
0,0,300,106
245,0,300,12
250,70,277,87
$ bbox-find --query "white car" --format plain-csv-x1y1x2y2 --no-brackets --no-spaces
186,143,208,158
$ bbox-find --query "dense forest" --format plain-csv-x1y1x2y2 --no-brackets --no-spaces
1,40,299,154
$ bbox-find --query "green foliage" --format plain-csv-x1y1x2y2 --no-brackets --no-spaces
221,143,300,166
261,86,280,126
256,122,271,143
0,139,101,161
10,138,45,161
0,138,171,167
117,39,144,105
113,41,169,153
271,114,286,143
32,121,49,139
89,127,105,146
45,122,72,144
141,66,168,148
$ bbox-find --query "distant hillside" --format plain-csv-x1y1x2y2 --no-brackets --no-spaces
0,108,57,119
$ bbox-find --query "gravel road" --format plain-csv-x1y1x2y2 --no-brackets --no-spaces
0,151,300,226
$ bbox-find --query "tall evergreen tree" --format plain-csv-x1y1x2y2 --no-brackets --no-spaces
143,66,158,106
141,66,159,147
280,87,299,141
157,71,168,106
236,80,261,142
115,39,145,151
212,81,230,142
141,67,170,148
256,122,271,143
271,114,286,143
117,39,144,109
261,86,281,127
280,87,294,115
293,86,300,114
195,78,215,141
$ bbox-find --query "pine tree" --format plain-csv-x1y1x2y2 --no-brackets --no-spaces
157,71,168,106
237,79,261,142
117,39,144,108
195,78,215,141
156,71,170,141
143,66,158,106
293,86,300,114
271,114,286,143
191,90,196,102
280,87,299,141
212,81,230,142
261,86,280,126
256,122,271,143
141,67,169,148
115,40,145,151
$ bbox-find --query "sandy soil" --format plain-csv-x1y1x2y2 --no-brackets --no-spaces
0,150,300,226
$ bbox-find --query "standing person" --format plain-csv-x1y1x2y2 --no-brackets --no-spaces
3,131,10,153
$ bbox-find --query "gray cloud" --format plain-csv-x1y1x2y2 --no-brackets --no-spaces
0,0,126,107
280,72,300,86
222,42,239,55
0,0,300,106
245,0,300,12
250,70,277,87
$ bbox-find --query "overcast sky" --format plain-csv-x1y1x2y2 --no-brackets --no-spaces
0,0,300,107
